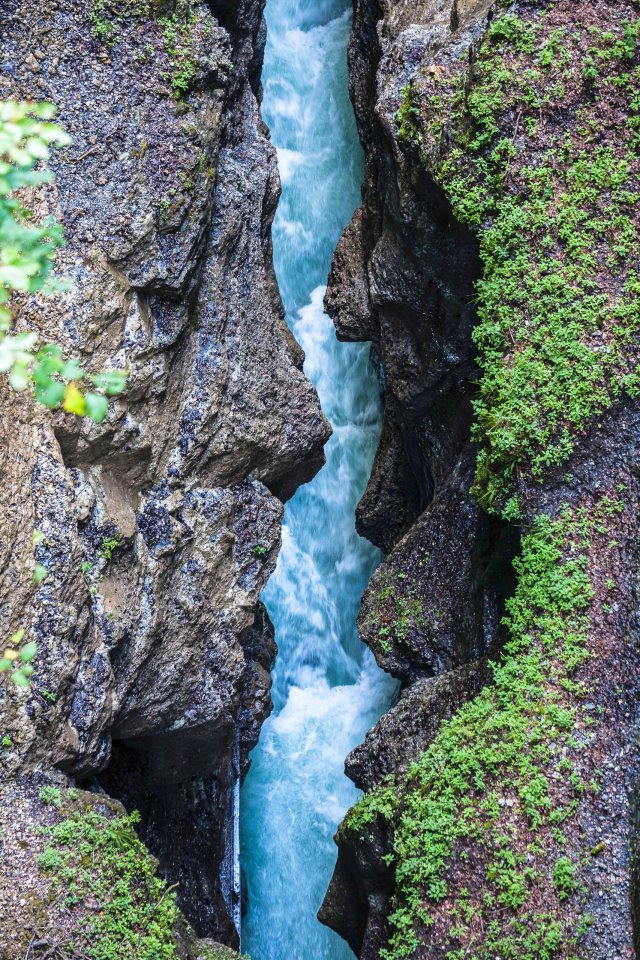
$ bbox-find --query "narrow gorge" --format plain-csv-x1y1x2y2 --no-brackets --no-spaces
240,3,395,958
0,1,639,960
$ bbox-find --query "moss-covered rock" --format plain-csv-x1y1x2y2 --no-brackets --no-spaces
321,1,640,958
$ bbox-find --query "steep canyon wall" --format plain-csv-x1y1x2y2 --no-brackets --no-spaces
321,1,640,958
0,1,329,955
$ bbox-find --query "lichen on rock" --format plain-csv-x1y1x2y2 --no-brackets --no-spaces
0,0,329,952
321,1,640,958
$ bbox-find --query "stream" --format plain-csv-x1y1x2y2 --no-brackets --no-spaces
239,1,397,958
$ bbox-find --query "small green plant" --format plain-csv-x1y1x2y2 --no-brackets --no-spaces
99,535,120,562
39,785,63,809
552,856,578,899
38,808,182,959
159,1,198,97
0,100,128,420
89,1,117,45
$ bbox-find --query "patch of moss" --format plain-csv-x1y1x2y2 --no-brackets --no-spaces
348,502,605,959
396,8,640,515
158,1,200,98
88,0,204,100
197,949,250,960
37,806,181,960
344,779,399,837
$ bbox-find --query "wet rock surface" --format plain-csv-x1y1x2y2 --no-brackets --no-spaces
0,0,329,950
322,0,640,957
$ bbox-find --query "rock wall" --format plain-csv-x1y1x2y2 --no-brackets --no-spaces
0,0,329,953
321,1,640,958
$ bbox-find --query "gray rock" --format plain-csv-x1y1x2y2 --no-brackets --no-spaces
0,0,329,947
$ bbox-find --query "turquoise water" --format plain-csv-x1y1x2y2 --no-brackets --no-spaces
240,2,396,957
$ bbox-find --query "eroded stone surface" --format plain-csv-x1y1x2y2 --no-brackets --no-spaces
0,0,329,947
322,0,640,957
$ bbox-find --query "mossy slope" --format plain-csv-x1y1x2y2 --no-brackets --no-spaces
341,2,640,958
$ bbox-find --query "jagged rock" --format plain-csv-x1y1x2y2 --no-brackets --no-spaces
322,0,640,957
345,660,490,791
357,448,514,680
0,0,329,949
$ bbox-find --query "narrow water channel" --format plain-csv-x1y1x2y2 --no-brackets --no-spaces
240,1,396,957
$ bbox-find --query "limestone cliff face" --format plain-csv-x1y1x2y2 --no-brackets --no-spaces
322,1,640,958
0,0,329,952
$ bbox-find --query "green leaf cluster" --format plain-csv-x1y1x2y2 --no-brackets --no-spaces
0,629,38,687
0,100,128,421
37,806,182,960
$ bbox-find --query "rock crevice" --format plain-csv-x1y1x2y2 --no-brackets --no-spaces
0,0,329,951
322,1,640,958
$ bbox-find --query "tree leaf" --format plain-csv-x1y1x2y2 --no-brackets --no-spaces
90,369,128,396
33,562,48,585
63,383,86,415
8,362,29,391
84,392,109,423
19,641,38,662
35,381,65,408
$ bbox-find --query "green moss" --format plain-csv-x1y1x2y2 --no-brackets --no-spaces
197,949,250,960
158,0,200,98
39,785,63,809
396,11,640,514
343,779,399,837
366,575,428,655
89,0,157,44
87,0,203,99
348,504,601,959
37,807,181,960
553,856,579,899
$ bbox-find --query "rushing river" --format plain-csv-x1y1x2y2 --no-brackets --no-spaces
240,2,396,957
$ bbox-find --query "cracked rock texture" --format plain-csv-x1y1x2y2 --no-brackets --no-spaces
321,0,640,958
0,0,329,952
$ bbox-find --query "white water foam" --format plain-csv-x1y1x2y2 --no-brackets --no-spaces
240,4,398,958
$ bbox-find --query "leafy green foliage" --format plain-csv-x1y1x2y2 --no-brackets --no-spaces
0,100,68,299
38,807,181,960
553,857,578,899
99,535,121,561
0,629,38,687
39,785,63,809
88,0,202,100
351,15,639,954
349,507,598,959
0,100,127,421
158,1,199,98
0,100,131,689
344,780,399,836
89,0,118,44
